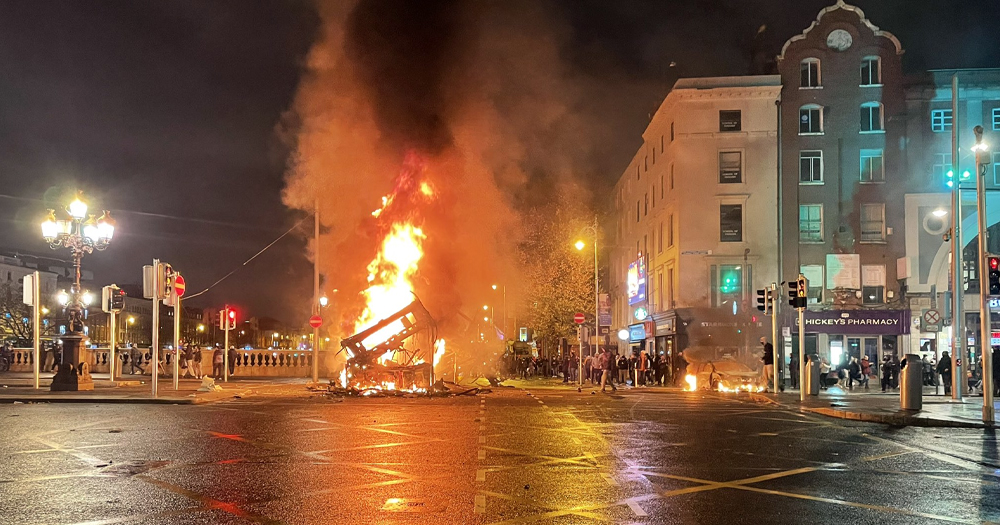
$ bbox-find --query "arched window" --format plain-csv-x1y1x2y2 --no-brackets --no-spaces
861,102,883,132
861,56,881,86
799,104,823,134
800,58,821,88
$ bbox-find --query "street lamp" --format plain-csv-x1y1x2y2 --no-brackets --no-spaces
574,216,601,387
41,192,116,391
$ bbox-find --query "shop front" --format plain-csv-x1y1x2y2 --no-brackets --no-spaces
652,312,677,384
788,309,910,376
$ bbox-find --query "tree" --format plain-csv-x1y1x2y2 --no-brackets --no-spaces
0,282,55,346
519,207,597,347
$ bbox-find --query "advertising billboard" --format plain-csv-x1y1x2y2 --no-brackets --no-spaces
627,254,647,306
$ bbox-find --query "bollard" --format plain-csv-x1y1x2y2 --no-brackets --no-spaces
803,355,820,396
900,353,922,411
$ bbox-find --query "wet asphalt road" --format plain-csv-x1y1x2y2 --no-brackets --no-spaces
2,385,999,524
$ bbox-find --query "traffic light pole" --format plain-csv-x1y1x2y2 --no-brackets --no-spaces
974,126,994,424
151,258,160,398
224,306,230,383
798,305,806,402
770,283,779,393
951,75,965,401
109,307,116,382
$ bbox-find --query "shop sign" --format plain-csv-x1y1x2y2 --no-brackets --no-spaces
655,318,675,336
628,323,646,343
795,309,910,335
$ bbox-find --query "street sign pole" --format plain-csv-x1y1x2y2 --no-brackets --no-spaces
951,76,965,401
109,304,116,382
798,304,805,402
174,295,181,391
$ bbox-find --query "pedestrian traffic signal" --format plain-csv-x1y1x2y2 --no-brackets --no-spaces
110,288,126,311
756,288,769,314
157,262,174,300
989,256,1000,296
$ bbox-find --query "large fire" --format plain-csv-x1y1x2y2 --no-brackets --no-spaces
337,154,443,394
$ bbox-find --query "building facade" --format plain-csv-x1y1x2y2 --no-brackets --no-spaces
611,76,780,372
776,1,910,367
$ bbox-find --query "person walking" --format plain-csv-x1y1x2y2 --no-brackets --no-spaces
860,355,871,390
881,355,893,392
128,344,144,375
760,337,774,392
819,358,831,390
583,354,593,385
601,349,617,393
937,351,952,395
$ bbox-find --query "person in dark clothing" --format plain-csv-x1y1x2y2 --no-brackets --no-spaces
212,346,224,378
993,347,1000,397
227,347,237,376
847,357,862,390
890,355,901,389
937,351,952,395
760,337,775,391
789,351,799,389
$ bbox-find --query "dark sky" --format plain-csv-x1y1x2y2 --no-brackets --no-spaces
0,0,996,323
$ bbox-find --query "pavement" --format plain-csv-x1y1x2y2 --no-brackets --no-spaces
0,372,311,404
749,385,1000,429
2,381,999,524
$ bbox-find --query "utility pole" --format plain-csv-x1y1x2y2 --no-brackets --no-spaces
223,305,231,383
28,272,40,389
770,283,779,393
151,259,160,397
593,216,600,357
973,125,994,424
951,75,964,401
312,200,320,384
173,296,181,391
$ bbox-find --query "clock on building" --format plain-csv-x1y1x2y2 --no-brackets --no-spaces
826,29,853,51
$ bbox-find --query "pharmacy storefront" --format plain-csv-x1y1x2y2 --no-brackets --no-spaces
787,309,910,373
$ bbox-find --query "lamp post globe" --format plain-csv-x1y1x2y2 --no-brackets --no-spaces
40,192,116,391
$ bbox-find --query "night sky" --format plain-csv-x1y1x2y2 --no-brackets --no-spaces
0,0,996,324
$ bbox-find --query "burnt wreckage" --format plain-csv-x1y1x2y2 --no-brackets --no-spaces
339,299,437,392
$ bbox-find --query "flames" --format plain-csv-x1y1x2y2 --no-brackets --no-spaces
684,374,697,391
683,373,763,393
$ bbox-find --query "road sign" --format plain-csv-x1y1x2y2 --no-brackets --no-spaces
573,313,585,324
309,315,323,328
174,274,186,298
921,309,941,332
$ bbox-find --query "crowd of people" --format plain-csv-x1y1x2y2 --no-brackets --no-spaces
502,347,688,390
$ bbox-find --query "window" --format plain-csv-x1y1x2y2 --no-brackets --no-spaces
670,122,675,142
860,103,883,132
636,165,640,180
720,204,743,242
862,264,886,304
719,110,741,132
993,108,1000,131
636,201,640,223
652,148,656,165
652,184,655,207
799,105,822,134
667,267,674,307
660,135,664,152
799,204,823,242
644,156,648,171
799,150,823,183
667,213,674,247
932,152,953,185
860,56,881,85
669,164,674,189
800,58,821,88
719,151,742,183
993,152,1000,186
860,203,886,242
931,109,952,132
660,175,664,199
658,222,663,253
644,193,648,216
860,149,884,182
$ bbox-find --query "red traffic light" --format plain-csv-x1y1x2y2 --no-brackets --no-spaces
228,309,236,319
990,257,999,270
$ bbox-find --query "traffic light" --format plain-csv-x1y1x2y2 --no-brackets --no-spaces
110,288,126,311
756,288,769,314
989,256,1000,296
228,308,237,330
156,262,174,300
788,276,808,309
719,266,741,294
218,308,227,330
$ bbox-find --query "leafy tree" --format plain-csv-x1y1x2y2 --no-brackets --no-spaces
0,282,55,346
519,207,598,347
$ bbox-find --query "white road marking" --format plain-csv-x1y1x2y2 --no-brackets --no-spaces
475,494,486,513
600,473,619,486
627,500,648,517
478,449,486,460
476,469,486,482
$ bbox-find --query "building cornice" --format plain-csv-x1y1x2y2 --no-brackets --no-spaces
778,0,903,61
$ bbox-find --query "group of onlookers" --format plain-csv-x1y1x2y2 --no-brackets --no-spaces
504,348,687,390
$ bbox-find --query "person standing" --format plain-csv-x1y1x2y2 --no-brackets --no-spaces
760,337,774,392
937,351,952,395
212,346,224,379
190,345,203,379
583,354,593,385
789,351,800,390
601,349,617,393
227,346,237,377
860,355,871,390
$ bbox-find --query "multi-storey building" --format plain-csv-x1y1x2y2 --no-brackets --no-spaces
777,1,910,367
610,76,780,370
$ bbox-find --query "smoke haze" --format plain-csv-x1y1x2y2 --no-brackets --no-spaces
282,0,656,340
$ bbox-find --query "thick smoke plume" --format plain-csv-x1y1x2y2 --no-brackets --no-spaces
282,0,640,341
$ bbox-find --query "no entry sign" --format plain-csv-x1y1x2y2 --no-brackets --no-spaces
174,274,186,298
309,315,323,328
574,313,585,324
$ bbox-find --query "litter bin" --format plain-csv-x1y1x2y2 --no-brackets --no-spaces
900,353,922,411
803,355,820,396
